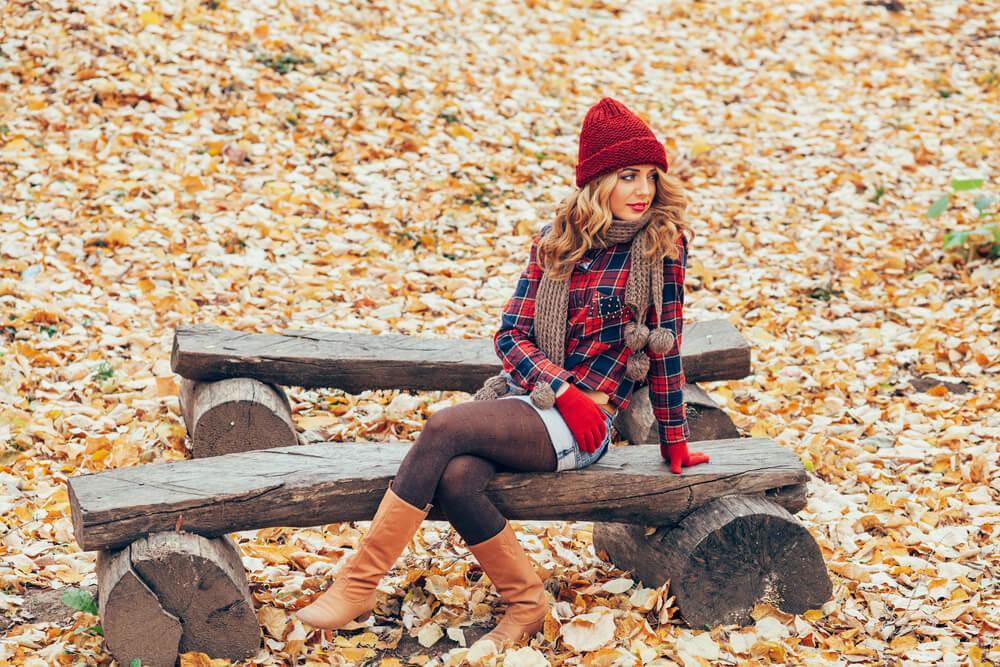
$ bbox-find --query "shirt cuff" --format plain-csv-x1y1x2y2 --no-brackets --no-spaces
535,367,574,395
659,421,691,446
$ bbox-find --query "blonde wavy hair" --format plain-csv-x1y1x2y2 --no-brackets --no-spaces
537,166,694,281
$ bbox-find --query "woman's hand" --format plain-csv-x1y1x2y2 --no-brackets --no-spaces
554,383,607,454
660,441,710,474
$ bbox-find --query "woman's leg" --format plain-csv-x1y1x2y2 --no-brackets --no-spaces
296,398,556,632
435,455,506,546
392,398,557,511
398,400,557,650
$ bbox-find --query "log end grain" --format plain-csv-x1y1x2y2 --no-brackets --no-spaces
594,495,833,629
180,377,297,458
128,531,261,660
96,547,184,667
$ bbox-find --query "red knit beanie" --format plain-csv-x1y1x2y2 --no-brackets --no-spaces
575,97,669,188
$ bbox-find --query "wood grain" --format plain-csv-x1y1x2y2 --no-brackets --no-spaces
593,495,832,628
68,438,807,551
170,319,750,392
96,547,182,667
179,377,298,457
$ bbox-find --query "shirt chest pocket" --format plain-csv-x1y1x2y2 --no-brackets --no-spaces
584,289,631,343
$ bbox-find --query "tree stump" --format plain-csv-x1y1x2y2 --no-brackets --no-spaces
179,377,297,457
613,383,740,445
96,549,182,667
593,495,832,628
97,531,260,662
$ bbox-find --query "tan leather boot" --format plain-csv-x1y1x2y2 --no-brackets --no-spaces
295,481,432,630
467,520,551,651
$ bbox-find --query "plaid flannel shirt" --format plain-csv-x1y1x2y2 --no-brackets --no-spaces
494,224,690,446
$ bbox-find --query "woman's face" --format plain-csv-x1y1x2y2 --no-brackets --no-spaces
608,164,658,221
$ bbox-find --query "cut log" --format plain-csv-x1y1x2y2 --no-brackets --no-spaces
170,320,750,393
68,438,807,552
592,495,832,628
179,377,297,457
614,383,740,445
96,547,182,667
128,531,261,660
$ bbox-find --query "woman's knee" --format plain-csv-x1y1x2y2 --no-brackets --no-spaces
417,403,476,449
437,456,495,501
423,405,462,437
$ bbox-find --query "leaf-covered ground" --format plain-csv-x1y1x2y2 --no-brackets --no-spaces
1,0,997,665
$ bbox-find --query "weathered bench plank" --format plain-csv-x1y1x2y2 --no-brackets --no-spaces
68,438,806,552
170,320,750,393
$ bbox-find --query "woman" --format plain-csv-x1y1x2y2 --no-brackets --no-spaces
295,97,710,652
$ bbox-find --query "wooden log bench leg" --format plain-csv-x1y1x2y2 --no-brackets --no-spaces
593,494,832,628
96,531,261,663
97,549,182,667
179,377,297,457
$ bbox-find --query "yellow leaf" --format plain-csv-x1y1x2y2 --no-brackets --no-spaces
244,544,290,565
338,647,376,662
867,493,891,511
254,23,269,39
179,654,229,667
446,124,473,140
934,603,971,622
515,219,535,236
1,137,32,156
181,175,206,193
140,11,162,26
890,634,918,651
257,605,287,638
690,138,713,157
297,415,334,430
207,141,225,156
750,419,777,438
750,640,786,662
106,224,136,247
155,376,179,397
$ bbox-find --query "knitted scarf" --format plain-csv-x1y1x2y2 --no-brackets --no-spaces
474,206,676,409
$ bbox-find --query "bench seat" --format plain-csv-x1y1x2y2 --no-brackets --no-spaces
68,437,805,553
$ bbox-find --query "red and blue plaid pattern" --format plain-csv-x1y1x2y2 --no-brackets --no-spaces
494,225,690,446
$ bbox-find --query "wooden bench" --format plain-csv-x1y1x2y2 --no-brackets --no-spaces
66,322,833,665
170,320,750,457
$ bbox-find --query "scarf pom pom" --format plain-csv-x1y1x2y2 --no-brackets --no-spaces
624,321,650,351
647,327,676,355
473,374,510,401
530,381,556,409
625,351,650,381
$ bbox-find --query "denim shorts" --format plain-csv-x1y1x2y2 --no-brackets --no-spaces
498,394,617,471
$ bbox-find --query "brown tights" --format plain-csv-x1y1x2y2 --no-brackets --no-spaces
392,398,557,546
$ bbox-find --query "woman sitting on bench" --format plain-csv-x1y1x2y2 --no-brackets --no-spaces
295,97,710,651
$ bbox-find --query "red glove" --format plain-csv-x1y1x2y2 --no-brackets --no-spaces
554,383,607,454
661,441,710,474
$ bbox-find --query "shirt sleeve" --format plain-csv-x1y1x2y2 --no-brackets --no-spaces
493,228,576,393
647,232,690,446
